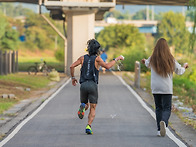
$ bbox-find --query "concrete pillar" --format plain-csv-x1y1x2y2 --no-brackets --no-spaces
66,11,95,76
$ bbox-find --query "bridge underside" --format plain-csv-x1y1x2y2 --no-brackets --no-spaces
0,0,188,6
0,0,39,4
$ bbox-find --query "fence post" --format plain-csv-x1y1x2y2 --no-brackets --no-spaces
134,61,140,88
8,51,11,74
15,50,18,73
0,51,3,75
12,51,15,73
4,51,8,75
2,52,5,75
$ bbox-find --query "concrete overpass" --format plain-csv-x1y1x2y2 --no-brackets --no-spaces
95,20,194,28
0,0,189,75
0,0,188,6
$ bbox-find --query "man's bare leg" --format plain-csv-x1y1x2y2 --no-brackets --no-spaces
85,103,89,111
88,103,97,125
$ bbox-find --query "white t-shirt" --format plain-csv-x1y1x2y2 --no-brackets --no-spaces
145,57,185,94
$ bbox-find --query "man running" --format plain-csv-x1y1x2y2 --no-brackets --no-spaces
70,39,124,135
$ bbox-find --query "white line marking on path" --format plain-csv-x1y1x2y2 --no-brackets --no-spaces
0,78,71,147
110,114,117,119
113,73,187,147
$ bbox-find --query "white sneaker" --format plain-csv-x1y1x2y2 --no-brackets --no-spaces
157,131,161,137
160,121,166,137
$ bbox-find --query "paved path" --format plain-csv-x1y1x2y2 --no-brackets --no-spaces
1,73,184,147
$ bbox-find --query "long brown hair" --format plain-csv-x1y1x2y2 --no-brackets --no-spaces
150,38,175,77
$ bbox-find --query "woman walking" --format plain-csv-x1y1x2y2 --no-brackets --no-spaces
141,38,188,137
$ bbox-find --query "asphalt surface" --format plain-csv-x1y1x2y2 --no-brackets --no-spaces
2,73,181,147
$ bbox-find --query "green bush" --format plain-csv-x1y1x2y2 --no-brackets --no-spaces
97,24,145,49
55,48,64,62
173,76,196,102
189,68,196,82
122,46,147,71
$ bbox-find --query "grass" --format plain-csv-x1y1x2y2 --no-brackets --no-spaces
0,73,51,89
18,57,64,72
0,99,17,114
173,76,196,112
0,73,52,114
0,51,63,114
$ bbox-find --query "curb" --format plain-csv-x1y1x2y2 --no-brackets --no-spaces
0,77,69,140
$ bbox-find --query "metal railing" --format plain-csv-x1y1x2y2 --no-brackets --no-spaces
0,50,18,75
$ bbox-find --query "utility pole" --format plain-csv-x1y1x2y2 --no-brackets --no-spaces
3,7,6,16
182,6,185,16
151,5,154,20
146,5,149,20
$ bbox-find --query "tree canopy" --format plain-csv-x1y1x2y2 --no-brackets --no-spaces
96,24,147,71
156,11,189,53
0,12,19,50
188,0,196,53
97,24,145,49
0,3,32,17
104,10,131,20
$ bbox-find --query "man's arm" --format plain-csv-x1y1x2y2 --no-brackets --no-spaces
96,55,124,69
70,56,83,86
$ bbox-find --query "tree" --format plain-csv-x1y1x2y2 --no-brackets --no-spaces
0,12,19,50
132,9,163,21
132,9,148,20
0,3,14,17
55,48,64,62
0,3,33,17
24,26,54,50
104,10,131,20
0,12,7,39
24,12,66,52
188,0,196,53
186,10,195,21
96,24,146,71
156,11,189,53
97,24,145,49
1,28,19,50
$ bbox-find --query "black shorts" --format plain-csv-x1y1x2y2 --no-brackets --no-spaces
80,80,98,104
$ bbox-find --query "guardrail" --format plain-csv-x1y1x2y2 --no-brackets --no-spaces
0,50,18,75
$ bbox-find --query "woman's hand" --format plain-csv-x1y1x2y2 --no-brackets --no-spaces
141,59,146,64
183,63,189,69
